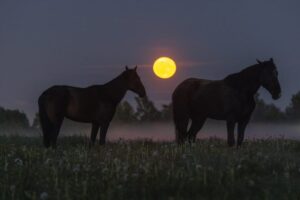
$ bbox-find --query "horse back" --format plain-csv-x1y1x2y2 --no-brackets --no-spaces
38,86,70,121
39,85,107,122
190,79,254,120
172,78,213,117
173,78,247,120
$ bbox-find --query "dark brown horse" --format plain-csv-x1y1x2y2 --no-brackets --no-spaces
172,58,281,147
38,66,146,148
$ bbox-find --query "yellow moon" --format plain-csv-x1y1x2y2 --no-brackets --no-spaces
153,57,176,79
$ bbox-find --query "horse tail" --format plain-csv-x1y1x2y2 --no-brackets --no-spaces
172,83,191,144
38,92,52,148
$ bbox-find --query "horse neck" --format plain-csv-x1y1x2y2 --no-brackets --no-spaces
224,64,262,97
102,73,128,104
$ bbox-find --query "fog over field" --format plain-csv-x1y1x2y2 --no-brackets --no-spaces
106,122,300,141
4,121,298,142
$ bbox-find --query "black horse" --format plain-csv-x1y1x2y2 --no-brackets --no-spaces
172,58,281,146
38,66,146,148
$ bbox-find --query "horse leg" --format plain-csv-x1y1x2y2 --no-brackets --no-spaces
39,101,53,148
50,116,64,148
226,120,236,147
42,125,52,148
237,117,251,147
188,118,206,143
174,117,189,144
89,123,100,147
40,113,62,148
99,123,110,145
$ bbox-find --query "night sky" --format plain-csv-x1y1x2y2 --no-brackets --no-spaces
1,0,300,120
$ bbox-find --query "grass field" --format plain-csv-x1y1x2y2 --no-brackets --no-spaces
1,136,300,200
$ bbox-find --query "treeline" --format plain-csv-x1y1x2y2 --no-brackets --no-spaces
1,91,300,130
114,92,300,123
252,92,300,122
113,97,172,123
0,107,30,129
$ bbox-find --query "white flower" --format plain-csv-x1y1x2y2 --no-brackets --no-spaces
10,185,15,191
284,171,290,179
248,180,255,186
73,164,80,173
40,192,49,200
44,159,51,165
14,158,23,166
152,151,158,156
102,168,108,173
196,164,202,169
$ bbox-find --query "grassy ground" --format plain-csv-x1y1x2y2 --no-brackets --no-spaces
1,136,300,200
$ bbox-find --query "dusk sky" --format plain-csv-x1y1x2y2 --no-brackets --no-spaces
1,0,300,120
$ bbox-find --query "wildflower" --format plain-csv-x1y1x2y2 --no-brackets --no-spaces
58,159,64,166
284,171,290,179
117,185,122,190
40,192,49,200
207,166,213,171
248,180,255,186
73,164,80,173
152,151,158,156
102,168,108,173
196,164,202,169
10,185,15,192
44,158,51,165
14,158,23,166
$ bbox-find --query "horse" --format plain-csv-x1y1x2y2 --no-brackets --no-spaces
172,58,281,147
38,66,146,148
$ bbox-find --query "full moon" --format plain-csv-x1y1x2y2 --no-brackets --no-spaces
153,57,177,79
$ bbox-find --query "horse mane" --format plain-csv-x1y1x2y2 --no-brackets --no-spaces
224,63,262,91
103,71,127,86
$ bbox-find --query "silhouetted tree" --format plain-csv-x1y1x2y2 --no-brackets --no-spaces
160,103,172,121
286,91,300,121
32,113,40,129
253,94,285,122
114,101,137,123
135,97,161,122
0,107,30,129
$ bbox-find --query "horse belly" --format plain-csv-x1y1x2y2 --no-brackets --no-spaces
204,101,228,120
66,92,98,122
191,87,238,120
65,98,97,122
66,101,115,123
96,103,115,122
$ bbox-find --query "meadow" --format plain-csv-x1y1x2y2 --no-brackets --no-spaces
1,136,300,200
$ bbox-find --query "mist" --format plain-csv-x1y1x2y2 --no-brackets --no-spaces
1,121,299,141
107,122,300,141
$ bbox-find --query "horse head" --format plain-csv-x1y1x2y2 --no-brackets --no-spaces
257,58,281,100
124,66,146,98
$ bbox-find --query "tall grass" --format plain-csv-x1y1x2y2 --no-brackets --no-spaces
1,136,300,199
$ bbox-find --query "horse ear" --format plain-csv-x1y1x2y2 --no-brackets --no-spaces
134,66,137,71
270,58,274,63
125,66,129,71
256,59,262,64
